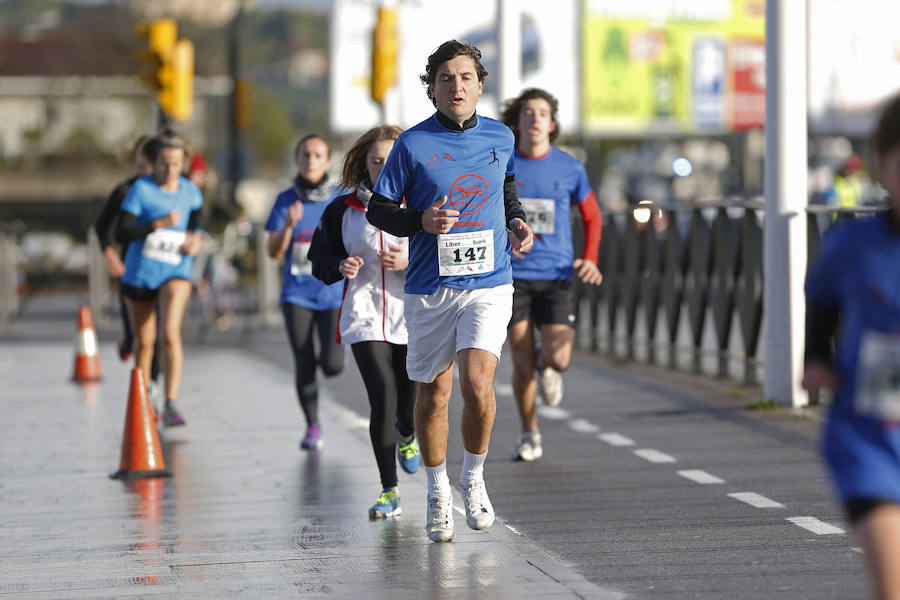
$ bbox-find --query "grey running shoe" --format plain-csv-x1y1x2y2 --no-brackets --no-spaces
461,480,494,530
512,430,543,462
426,495,455,542
537,366,564,406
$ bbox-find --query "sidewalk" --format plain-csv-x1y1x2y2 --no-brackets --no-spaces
0,336,622,599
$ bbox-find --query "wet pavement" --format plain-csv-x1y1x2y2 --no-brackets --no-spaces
0,295,869,598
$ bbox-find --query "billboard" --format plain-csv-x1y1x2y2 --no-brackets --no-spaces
330,0,579,134
581,0,765,134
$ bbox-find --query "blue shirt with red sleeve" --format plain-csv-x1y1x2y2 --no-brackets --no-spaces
373,113,516,295
511,147,598,281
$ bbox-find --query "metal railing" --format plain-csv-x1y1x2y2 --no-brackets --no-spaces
572,201,886,384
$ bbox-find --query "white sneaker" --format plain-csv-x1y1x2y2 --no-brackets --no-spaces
426,495,455,542
461,480,494,530
537,366,564,406
511,431,543,462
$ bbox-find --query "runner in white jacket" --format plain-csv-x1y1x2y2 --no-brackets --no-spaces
309,125,420,519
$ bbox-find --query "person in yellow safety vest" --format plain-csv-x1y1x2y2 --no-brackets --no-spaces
834,154,866,208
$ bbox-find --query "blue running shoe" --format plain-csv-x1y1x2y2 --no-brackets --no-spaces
369,489,401,519
397,435,421,474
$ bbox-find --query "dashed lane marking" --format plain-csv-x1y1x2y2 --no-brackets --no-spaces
728,492,785,509
568,418,600,433
598,433,635,447
537,406,571,420
633,449,676,463
786,516,845,535
678,469,726,484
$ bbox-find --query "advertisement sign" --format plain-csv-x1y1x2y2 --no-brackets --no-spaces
582,0,765,134
330,0,579,134
730,38,765,131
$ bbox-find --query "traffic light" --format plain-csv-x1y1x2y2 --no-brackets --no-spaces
135,19,193,122
168,40,193,121
371,7,398,105
135,19,176,93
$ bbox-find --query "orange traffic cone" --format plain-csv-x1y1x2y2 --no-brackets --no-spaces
110,368,170,480
72,305,101,382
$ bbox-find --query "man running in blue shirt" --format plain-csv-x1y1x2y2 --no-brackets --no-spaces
500,88,603,461
368,39,533,542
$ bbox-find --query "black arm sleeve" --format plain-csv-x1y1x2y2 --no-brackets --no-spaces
366,192,423,238
504,174,526,226
94,179,133,248
309,197,350,285
187,209,203,232
115,211,154,244
805,302,839,363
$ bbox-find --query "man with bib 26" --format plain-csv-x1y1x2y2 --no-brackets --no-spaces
367,39,533,542
499,88,603,462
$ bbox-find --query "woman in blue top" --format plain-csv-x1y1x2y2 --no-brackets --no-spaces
804,92,900,600
116,130,204,427
265,134,344,451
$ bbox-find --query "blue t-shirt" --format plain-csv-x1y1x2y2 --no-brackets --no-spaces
511,147,595,281
121,175,203,290
806,213,900,502
374,113,516,295
265,184,343,310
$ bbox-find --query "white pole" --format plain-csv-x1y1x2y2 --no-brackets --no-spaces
764,0,808,407
497,0,521,105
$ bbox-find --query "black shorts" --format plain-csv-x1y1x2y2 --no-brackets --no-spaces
510,279,576,327
121,283,159,303
120,278,188,303
845,497,897,526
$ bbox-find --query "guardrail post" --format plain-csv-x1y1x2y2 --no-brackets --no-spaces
0,231,18,332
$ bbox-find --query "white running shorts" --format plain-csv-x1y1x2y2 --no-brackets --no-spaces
404,284,513,383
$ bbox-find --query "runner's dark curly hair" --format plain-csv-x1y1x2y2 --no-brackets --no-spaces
419,39,488,107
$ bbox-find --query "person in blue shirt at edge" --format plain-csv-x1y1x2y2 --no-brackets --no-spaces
115,130,204,427
265,134,344,452
499,88,603,462
308,124,422,521
367,39,534,543
803,91,900,600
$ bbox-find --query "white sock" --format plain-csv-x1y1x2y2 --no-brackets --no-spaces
460,449,487,488
425,461,451,500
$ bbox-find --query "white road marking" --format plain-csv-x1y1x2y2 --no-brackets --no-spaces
677,469,726,484
634,449,676,463
728,492,784,509
494,383,513,397
538,406,571,420
786,516,845,535
330,403,369,429
598,433,635,447
568,418,600,433
852,547,864,554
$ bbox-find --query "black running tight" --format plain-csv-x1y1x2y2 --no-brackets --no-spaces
281,302,343,426
351,340,416,489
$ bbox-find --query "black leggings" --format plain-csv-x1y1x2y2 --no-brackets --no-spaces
281,303,344,426
351,341,416,489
